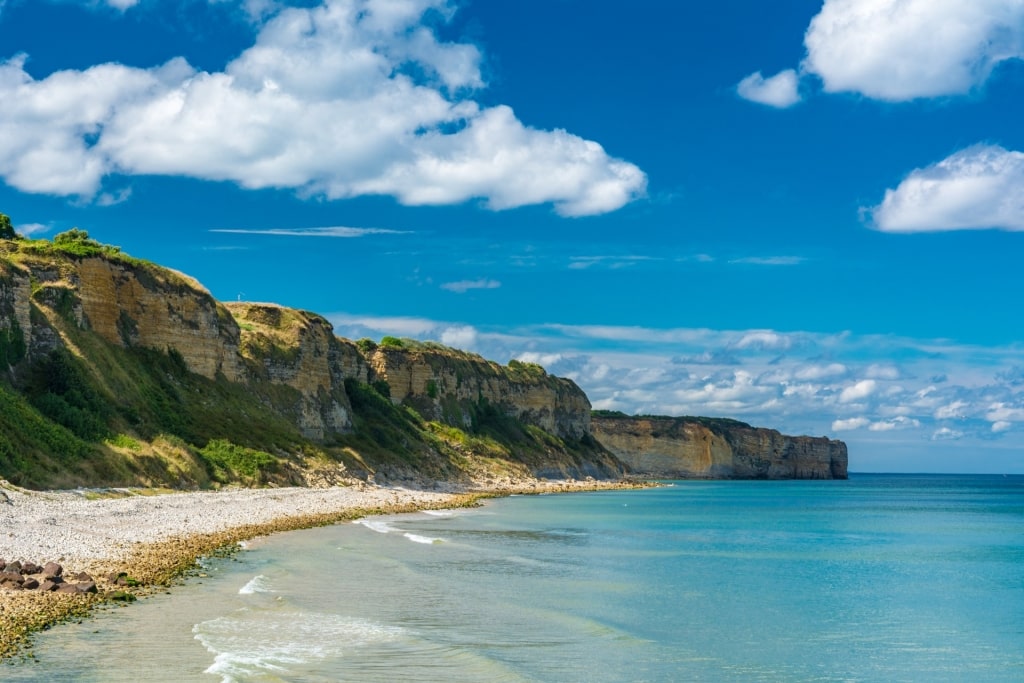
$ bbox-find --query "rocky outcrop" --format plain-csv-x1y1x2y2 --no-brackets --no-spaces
592,415,848,479
367,348,591,441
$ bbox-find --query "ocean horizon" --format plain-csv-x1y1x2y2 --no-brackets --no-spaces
7,473,1023,682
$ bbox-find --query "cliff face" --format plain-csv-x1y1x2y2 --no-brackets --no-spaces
592,416,848,480
367,348,591,441
0,243,617,487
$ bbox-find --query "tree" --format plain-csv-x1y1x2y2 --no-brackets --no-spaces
0,213,15,240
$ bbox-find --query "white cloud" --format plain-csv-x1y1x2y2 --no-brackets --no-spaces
210,226,405,237
839,379,877,403
15,222,50,236
832,417,870,431
868,416,920,431
439,325,478,349
986,403,1024,422
735,331,793,351
736,69,801,108
440,278,501,294
729,255,806,266
794,363,847,380
0,1,645,215
870,145,1024,232
992,421,1013,432
935,400,969,420
803,0,1024,101
932,427,965,440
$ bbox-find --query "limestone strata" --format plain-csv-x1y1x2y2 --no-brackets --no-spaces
228,303,361,439
592,416,848,480
368,348,591,440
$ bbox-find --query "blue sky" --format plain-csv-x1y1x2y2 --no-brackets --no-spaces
1,0,1023,473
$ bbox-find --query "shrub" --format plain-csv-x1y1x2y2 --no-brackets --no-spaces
355,338,377,353
380,336,404,349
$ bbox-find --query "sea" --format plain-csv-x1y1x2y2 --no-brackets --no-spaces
5,473,1023,682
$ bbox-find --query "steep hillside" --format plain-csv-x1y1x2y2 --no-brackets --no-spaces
592,412,848,479
0,231,622,489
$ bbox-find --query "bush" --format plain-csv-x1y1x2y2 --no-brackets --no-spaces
199,439,277,483
0,212,16,240
355,338,377,353
380,336,404,349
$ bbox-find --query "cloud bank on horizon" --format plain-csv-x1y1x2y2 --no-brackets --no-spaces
736,0,1024,234
330,312,1024,461
0,0,645,216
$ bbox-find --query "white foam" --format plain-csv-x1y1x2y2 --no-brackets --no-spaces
194,611,405,682
404,533,444,545
423,509,456,517
354,519,397,534
238,574,273,595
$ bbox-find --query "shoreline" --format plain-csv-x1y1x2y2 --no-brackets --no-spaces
0,478,644,660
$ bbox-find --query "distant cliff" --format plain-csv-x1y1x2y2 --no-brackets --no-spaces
0,232,620,489
592,413,848,480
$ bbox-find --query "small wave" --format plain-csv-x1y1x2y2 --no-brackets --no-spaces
238,574,273,595
194,611,405,682
355,519,397,534
423,509,456,517
404,533,444,545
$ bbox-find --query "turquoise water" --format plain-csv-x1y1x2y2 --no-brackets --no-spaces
6,474,1024,681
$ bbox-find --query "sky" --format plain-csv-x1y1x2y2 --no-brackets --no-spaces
0,0,1023,473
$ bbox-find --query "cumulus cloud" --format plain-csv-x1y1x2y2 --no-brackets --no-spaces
832,417,870,431
742,1,1024,104
839,379,877,403
736,69,801,108
870,145,1024,232
0,0,646,215
804,0,1024,101
440,278,501,293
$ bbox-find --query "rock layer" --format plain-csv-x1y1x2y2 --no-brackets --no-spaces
593,415,848,479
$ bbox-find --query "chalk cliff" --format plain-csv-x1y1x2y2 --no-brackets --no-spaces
592,414,848,479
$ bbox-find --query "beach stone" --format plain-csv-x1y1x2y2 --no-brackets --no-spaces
21,562,42,575
21,578,39,590
78,581,98,594
43,562,63,578
5,560,22,573
108,571,128,584
39,580,59,592
73,571,93,582
1,571,23,585
0,558,6,570
55,583,82,594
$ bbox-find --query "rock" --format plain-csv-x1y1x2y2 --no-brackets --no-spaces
55,583,82,594
592,415,849,480
20,562,42,575
108,571,128,584
1,570,24,583
21,577,39,590
0,558,6,570
73,571,93,582
78,581,98,594
39,580,59,592
5,560,22,573
43,561,63,578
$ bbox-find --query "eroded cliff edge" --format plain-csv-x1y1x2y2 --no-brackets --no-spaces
0,232,846,488
592,414,848,480
0,235,621,488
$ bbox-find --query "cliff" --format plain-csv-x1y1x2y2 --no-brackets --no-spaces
0,232,620,489
592,414,848,480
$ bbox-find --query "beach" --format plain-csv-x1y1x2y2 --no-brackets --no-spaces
0,478,635,659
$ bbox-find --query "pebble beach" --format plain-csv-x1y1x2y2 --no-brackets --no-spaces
0,478,636,659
